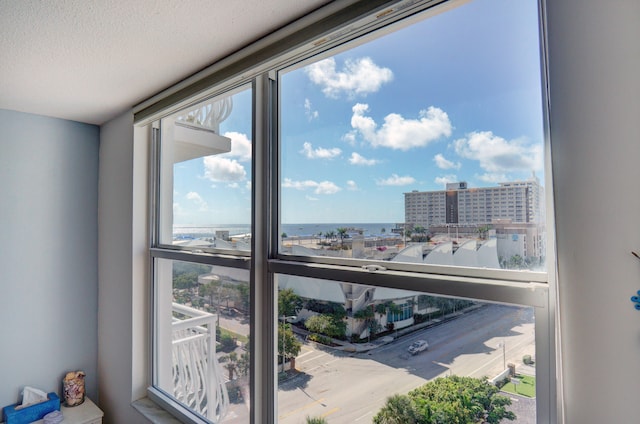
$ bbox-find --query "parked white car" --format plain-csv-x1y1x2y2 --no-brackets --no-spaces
408,339,429,355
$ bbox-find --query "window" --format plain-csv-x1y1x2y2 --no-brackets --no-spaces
149,86,253,423
142,0,556,423
157,86,253,252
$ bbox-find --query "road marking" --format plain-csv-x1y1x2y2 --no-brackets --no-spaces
278,397,326,420
305,357,341,372
355,410,374,421
296,349,317,360
321,407,340,418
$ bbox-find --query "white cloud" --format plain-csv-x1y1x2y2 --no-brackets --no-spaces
376,174,416,186
305,195,319,201
435,175,458,186
186,191,204,203
305,57,393,98
223,131,252,162
477,173,509,183
203,156,247,183
300,142,342,159
282,178,341,194
434,153,461,170
186,191,209,211
201,132,251,185
453,131,543,173
350,103,452,150
349,152,379,166
315,181,341,194
304,98,319,121
342,131,357,146
346,180,358,191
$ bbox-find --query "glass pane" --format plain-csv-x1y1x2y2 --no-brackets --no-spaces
279,0,546,272
159,85,253,251
277,275,536,423
154,259,250,423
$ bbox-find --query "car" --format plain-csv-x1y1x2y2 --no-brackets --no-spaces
408,340,429,355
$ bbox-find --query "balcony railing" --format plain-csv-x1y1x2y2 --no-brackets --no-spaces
172,303,229,422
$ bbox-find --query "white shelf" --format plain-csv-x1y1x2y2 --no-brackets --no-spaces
32,397,103,424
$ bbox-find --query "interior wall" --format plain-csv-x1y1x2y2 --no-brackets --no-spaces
0,109,99,408
547,1,640,422
97,112,149,424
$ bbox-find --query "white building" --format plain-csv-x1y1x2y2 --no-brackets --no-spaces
404,176,544,228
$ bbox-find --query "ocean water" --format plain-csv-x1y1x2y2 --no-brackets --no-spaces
173,223,398,239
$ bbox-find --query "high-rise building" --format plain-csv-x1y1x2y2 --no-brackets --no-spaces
404,176,544,228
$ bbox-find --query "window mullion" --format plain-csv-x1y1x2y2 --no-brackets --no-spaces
251,73,276,424
269,259,548,308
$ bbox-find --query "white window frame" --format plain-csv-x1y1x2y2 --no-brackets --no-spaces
137,0,558,423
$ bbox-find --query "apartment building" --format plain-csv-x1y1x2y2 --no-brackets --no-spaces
404,178,543,228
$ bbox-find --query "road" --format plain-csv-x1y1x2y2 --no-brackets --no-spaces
277,304,535,423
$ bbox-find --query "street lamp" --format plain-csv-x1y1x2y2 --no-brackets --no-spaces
498,340,506,370
279,315,296,373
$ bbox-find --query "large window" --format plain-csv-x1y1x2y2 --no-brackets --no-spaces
144,0,556,423
150,86,253,423
279,0,546,275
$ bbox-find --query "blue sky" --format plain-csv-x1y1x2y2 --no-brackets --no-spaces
173,0,544,226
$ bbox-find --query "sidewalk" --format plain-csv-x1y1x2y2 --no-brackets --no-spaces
290,304,485,354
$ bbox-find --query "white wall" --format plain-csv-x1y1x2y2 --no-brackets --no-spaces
0,109,99,408
547,1,640,422
98,112,149,424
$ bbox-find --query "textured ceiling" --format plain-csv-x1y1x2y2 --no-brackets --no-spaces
0,0,332,125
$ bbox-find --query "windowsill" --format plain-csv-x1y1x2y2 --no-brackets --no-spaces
132,398,182,424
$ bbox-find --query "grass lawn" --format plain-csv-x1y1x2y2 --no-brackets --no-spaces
501,374,536,398
219,327,249,345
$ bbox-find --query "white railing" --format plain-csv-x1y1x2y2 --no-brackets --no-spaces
172,303,229,422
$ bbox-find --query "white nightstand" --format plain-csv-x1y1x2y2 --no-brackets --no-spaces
32,397,103,424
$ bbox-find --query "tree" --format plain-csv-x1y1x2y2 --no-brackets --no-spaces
373,394,422,424
278,288,302,318
413,225,427,242
278,323,302,369
354,305,377,341
173,272,200,290
476,225,491,240
219,333,237,352
222,351,238,380
200,278,223,325
507,254,525,269
304,314,346,339
373,376,516,424
336,227,348,247
237,351,250,377
404,228,412,243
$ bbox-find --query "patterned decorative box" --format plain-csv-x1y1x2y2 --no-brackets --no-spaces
2,392,60,424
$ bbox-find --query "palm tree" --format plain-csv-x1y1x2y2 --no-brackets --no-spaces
354,305,376,341
413,225,425,241
306,417,328,424
222,351,238,380
404,229,412,244
373,394,421,424
336,227,348,247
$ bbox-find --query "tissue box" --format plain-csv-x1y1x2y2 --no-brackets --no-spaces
2,392,60,424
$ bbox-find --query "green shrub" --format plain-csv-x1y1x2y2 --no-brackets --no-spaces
220,334,237,352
